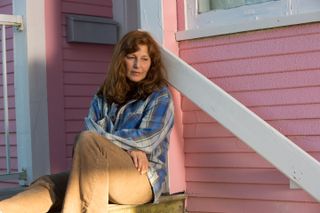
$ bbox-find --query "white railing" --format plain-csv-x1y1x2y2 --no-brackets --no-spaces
0,14,25,181
161,47,320,202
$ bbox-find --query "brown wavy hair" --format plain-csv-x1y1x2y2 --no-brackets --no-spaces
97,30,168,104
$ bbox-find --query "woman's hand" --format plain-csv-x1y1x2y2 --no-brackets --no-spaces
128,150,149,175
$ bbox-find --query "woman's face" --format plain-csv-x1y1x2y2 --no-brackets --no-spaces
125,44,151,82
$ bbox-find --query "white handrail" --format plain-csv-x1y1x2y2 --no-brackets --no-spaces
0,14,23,30
161,47,320,202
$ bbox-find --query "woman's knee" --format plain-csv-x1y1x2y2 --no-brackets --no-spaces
77,131,96,142
31,175,55,191
74,131,110,158
74,131,96,150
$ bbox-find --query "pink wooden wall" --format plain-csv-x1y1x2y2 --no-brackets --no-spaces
45,0,114,172
0,0,18,184
176,0,320,212
162,0,186,194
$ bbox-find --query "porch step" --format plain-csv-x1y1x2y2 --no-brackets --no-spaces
109,193,186,213
0,187,186,212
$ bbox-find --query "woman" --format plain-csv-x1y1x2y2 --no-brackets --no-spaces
0,30,174,213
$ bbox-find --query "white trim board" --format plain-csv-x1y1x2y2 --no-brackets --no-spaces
13,0,50,183
177,11,320,41
113,0,163,44
137,0,163,44
112,0,139,37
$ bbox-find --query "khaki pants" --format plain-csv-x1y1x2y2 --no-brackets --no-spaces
0,131,153,213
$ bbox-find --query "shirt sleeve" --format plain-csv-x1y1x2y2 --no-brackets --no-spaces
85,95,114,134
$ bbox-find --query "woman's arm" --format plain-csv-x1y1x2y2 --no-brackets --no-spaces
85,91,174,154
111,93,174,153
86,95,114,133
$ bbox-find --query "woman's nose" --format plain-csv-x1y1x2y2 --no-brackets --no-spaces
133,59,140,68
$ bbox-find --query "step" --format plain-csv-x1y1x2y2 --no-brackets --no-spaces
0,187,186,213
109,193,186,213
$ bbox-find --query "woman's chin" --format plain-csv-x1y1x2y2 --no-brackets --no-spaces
127,76,144,83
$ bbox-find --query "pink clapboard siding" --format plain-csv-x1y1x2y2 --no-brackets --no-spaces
46,0,114,172
177,2,320,211
0,0,18,178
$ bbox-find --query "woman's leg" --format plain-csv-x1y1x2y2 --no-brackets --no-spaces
108,145,153,205
0,172,69,213
46,172,69,212
62,131,152,213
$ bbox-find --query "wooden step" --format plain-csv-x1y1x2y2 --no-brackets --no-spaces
0,187,186,213
109,193,186,213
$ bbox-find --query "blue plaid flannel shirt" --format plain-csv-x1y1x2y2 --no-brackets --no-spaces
84,86,174,202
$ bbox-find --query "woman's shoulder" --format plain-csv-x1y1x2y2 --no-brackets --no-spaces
143,87,172,108
150,86,172,99
92,94,103,103
90,94,108,108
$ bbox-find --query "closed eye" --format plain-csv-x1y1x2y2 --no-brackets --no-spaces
126,55,135,59
142,58,150,61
